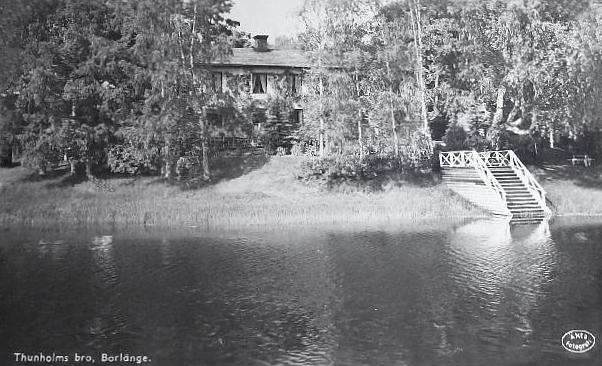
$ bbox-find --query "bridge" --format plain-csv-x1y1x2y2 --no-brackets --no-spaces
439,150,550,219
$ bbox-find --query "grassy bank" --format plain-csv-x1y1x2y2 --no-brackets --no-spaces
2,156,600,229
0,156,484,229
533,164,602,216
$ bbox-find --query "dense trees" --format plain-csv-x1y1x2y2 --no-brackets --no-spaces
420,0,602,156
300,0,602,168
1,0,239,178
2,0,602,182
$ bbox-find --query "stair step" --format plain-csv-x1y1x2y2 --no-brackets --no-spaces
441,154,548,217
510,208,545,213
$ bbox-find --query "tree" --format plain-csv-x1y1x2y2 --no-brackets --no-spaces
109,0,235,180
13,0,146,175
369,2,422,157
299,0,379,156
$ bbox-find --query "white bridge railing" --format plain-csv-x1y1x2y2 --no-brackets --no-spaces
439,150,507,206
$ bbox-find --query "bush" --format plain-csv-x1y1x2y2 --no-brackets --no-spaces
298,147,432,189
107,145,161,175
290,142,303,156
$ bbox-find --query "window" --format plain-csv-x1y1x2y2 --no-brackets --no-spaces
291,109,303,125
211,72,222,93
252,73,267,94
290,74,302,95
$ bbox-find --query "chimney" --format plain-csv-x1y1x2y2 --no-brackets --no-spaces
253,35,269,52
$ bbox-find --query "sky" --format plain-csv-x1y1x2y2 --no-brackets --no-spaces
228,0,306,39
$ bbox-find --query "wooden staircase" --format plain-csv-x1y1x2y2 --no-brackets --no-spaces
440,150,550,219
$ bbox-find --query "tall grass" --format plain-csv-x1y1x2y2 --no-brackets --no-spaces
533,165,602,217
543,181,602,216
0,163,484,229
10,157,602,230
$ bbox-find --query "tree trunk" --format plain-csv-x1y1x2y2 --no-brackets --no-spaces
200,107,210,181
492,85,506,127
391,108,399,157
319,71,325,157
358,111,363,159
164,142,173,179
85,160,92,177
489,85,507,149
70,161,76,175
410,0,428,132
434,70,440,114
319,117,325,157
385,60,399,158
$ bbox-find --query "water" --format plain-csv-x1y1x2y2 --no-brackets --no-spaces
0,218,601,366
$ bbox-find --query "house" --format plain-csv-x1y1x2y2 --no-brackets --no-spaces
208,35,311,148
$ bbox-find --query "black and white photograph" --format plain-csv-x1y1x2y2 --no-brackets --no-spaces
0,0,601,365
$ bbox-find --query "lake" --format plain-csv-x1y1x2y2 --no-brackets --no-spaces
0,218,600,366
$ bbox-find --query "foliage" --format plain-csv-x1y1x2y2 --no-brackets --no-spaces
1,0,241,179
299,128,433,185
442,124,468,151
3,0,602,186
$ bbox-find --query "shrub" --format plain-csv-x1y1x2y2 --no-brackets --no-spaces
107,145,161,175
276,146,286,156
290,142,303,156
298,147,432,189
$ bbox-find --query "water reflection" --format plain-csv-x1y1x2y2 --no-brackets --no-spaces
1,220,601,366
448,218,556,363
37,239,67,259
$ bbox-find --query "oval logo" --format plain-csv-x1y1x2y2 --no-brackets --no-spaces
562,330,596,353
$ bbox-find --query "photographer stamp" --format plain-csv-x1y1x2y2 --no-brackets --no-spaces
562,330,596,354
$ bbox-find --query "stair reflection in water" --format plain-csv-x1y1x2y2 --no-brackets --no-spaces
447,218,555,362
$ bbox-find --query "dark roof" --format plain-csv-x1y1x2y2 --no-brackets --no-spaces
213,48,312,68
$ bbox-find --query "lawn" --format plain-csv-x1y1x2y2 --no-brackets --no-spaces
0,155,484,229
533,164,602,216
3,154,599,229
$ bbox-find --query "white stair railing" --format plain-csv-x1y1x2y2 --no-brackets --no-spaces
439,150,475,168
506,150,549,214
440,150,508,212
469,151,507,210
478,150,549,214
441,150,550,216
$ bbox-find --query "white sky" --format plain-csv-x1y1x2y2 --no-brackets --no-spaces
228,0,306,39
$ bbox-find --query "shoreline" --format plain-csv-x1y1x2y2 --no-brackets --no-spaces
1,158,602,230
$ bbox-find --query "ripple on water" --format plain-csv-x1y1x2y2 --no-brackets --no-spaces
1,220,601,366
